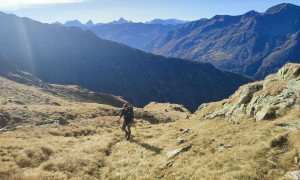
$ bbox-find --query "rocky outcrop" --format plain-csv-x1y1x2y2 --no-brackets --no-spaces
196,63,300,122
277,120,300,131
35,119,69,126
0,111,11,128
0,113,8,128
285,170,300,180
215,144,233,152
176,137,187,144
165,145,192,158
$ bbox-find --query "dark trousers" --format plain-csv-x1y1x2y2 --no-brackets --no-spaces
122,121,131,138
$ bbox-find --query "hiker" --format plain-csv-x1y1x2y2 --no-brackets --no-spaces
117,103,134,140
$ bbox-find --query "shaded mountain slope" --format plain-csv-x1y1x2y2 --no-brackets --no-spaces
56,19,177,49
0,57,127,110
145,3,300,79
0,12,250,111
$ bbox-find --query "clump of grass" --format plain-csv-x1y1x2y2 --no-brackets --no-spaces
42,162,58,172
64,128,96,137
48,130,63,136
41,147,54,156
16,146,54,168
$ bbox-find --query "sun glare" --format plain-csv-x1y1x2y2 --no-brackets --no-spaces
15,18,36,74
0,0,84,10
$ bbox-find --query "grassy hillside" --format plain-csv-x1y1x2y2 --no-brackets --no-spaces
0,64,299,179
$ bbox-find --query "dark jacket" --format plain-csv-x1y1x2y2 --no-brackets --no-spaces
120,106,134,123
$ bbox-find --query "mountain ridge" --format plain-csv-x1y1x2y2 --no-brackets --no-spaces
145,3,300,79
265,3,300,14
0,12,251,112
54,18,188,27
145,18,189,25
53,18,186,49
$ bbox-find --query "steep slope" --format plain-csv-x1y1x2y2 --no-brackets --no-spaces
0,12,250,112
145,3,300,79
0,55,49,87
0,58,127,115
0,64,299,180
85,23,175,49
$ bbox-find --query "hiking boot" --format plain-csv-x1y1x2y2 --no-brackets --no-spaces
124,131,129,138
126,135,130,140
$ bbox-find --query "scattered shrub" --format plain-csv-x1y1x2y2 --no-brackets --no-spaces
270,135,288,148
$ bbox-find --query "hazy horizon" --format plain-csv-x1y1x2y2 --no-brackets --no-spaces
1,0,300,24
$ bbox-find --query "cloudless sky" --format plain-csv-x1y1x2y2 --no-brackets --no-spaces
1,0,300,24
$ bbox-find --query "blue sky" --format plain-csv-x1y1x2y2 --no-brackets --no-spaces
1,0,300,23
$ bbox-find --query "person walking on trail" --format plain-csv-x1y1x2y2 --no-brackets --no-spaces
117,103,134,140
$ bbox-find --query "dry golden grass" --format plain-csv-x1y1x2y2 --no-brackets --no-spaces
0,116,123,179
1,65,300,179
143,102,191,121
1,105,299,179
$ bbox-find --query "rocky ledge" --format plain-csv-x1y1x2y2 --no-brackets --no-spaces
196,63,300,122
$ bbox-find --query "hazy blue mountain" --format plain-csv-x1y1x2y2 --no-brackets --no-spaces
0,12,251,111
145,3,300,79
85,20,94,26
146,19,189,25
53,21,63,25
62,20,96,27
109,17,131,24
54,18,184,49
64,20,84,27
86,23,176,49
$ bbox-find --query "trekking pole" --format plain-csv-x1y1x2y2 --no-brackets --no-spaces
116,118,121,129
134,122,140,140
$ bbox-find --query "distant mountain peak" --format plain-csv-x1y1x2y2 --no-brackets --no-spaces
109,17,131,24
243,10,259,18
53,21,63,25
64,20,83,27
86,20,94,26
211,10,259,21
265,3,300,14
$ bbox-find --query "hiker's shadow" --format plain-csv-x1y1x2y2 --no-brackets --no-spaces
132,140,162,154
